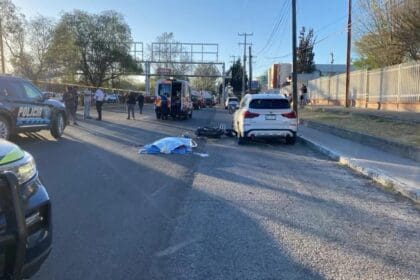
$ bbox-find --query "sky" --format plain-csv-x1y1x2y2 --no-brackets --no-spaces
13,0,355,77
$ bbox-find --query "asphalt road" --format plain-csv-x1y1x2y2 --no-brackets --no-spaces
14,104,419,280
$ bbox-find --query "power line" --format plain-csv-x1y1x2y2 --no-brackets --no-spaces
264,0,291,57
257,0,290,56
265,11,345,62
264,26,347,60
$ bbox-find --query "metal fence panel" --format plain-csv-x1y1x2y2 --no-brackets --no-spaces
307,62,420,106
400,63,420,103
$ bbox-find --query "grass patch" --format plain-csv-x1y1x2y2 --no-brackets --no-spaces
300,109,420,147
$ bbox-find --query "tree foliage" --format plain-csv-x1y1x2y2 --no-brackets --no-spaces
9,16,55,81
296,27,315,73
226,59,247,94
354,0,420,69
49,10,140,86
0,0,25,72
191,64,220,91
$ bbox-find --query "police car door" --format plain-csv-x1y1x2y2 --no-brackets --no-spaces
17,82,51,128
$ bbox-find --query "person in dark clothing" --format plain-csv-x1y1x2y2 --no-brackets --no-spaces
126,92,136,119
300,84,308,108
137,93,144,114
160,94,168,120
63,86,78,125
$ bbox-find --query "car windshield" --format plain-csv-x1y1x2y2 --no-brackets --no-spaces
249,98,290,109
0,1,418,280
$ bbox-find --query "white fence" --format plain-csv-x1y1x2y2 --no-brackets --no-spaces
307,62,420,110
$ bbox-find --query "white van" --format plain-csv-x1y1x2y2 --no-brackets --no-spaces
154,79,193,120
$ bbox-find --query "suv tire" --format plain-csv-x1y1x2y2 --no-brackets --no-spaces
50,112,65,139
0,116,11,140
285,134,296,145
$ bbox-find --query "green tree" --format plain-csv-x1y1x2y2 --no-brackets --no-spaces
45,18,79,81
51,10,140,87
226,59,247,95
296,27,315,73
191,64,220,91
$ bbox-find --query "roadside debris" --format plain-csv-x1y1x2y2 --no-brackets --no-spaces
139,137,198,154
193,152,209,158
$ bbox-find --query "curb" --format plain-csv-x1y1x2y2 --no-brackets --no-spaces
300,119,420,163
298,135,420,204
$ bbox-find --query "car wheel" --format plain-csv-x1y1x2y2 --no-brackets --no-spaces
51,112,65,139
285,134,296,145
0,116,11,140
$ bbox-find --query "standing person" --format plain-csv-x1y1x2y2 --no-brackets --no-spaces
95,88,105,121
160,94,168,120
126,92,136,120
137,93,144,114
63,86,78,125
300,84,307,108
83,88,93,119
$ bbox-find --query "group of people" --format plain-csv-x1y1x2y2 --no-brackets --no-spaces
62,86,106,125
62,87,145,125
282,84,308,108
125,91,144,120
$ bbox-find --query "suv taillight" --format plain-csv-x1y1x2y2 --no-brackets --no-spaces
281,111,297,118
243,111,260,118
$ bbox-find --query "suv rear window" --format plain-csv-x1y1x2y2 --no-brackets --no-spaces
249,99,290,109
229,98,238,101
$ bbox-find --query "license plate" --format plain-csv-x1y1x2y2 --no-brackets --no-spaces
265,114,276,120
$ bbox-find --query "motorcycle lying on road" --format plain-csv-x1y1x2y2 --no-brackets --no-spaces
228,103,238,114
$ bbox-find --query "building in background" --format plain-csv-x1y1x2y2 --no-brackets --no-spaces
267,64,279,89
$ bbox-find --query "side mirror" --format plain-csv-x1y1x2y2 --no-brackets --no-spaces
42,92,50,100
0,172,27,280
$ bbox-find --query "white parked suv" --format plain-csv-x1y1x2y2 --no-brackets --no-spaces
233,93,298,145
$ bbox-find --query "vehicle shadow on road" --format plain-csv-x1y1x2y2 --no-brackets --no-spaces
173,141,420,277
26,135,325,280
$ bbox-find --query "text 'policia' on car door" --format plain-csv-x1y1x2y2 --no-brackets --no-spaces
13,81,51,128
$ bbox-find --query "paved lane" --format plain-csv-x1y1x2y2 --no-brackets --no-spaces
13,104,418,280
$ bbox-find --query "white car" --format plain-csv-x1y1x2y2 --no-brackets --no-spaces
105,93,118,103
225,96,239,109
233,93,298,145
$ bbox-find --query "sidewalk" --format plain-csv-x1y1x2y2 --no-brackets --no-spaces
309,105,420,124
298,126,420,204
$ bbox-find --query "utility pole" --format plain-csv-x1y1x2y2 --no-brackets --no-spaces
291,0,298,114
238,32,253,98
248,46,253,91
0,18,5,74
345,0,352,108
